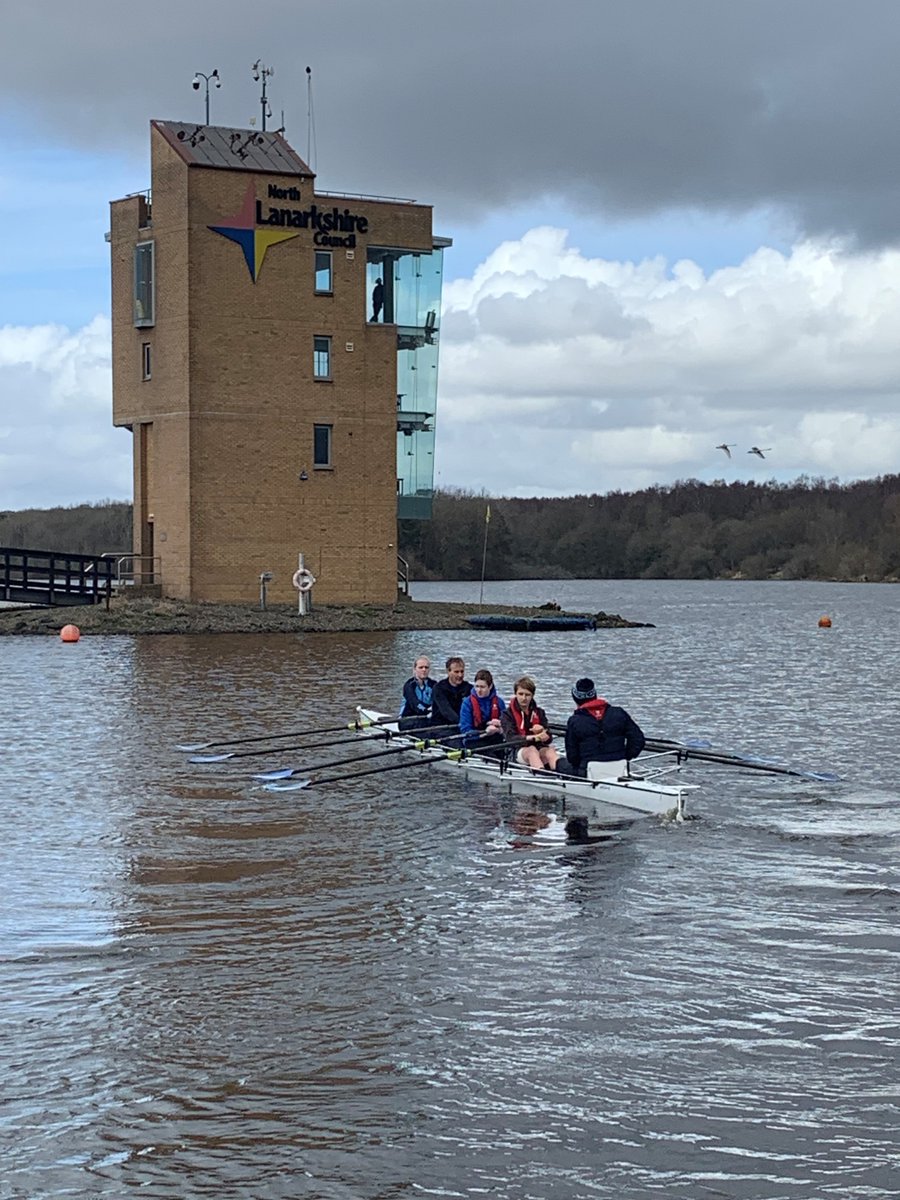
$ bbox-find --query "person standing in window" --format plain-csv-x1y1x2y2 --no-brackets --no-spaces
371,277,384,322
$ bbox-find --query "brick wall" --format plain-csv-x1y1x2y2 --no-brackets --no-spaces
111,123,437,604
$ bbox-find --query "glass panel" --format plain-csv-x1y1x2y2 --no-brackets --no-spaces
366,246,443,332
134,241,155,327
313,336,331,379
313,424,332,467
315,250,332,293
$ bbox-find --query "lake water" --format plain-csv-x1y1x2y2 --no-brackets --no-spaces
2,580,897,1199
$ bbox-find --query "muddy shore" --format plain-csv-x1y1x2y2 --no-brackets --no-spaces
0,595,651,636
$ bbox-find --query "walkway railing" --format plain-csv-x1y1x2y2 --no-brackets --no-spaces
397,553,410,596
101,552,160,586
0,547,115,607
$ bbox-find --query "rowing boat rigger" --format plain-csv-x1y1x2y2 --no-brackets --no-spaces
354,707,698,834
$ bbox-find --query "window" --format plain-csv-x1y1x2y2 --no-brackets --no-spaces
141,342,152,380
315,250,332,294
134,240,155,327
313,424,333,468
313,336,331,380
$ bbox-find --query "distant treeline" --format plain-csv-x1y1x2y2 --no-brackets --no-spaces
0,501,132,556
399,476,900,582
5,477,900,583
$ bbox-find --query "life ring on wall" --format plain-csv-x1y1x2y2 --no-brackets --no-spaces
292,568,316,593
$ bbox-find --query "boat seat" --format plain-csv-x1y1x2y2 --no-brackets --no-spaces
586,759,627,781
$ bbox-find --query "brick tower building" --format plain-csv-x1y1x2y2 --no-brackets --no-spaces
110,120,448,604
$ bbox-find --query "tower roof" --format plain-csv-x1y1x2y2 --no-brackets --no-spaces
152,119,314,178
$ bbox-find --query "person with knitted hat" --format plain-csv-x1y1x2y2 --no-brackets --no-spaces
564,677,645,779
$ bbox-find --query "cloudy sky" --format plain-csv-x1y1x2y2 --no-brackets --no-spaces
3,0,900,507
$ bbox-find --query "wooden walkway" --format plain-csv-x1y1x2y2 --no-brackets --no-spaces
0,547,115,607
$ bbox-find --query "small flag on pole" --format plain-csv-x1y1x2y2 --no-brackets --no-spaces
485,504,491,524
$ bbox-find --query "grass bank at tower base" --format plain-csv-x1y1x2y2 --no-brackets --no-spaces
0,594,648,637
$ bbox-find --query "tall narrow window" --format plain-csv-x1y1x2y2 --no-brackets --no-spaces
313,424,333,468
315,250,332,294
134,241,155,327
313,335,331,380
141,342,152,380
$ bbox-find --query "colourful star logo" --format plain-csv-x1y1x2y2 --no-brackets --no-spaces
208,183,298,281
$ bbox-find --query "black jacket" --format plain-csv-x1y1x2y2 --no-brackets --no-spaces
431,677,472,727
565,700,645,776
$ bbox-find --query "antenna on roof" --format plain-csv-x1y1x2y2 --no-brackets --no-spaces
252,59,274,132
306,66,317,171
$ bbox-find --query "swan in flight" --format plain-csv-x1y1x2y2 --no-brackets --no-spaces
748,446,771,458
715,443,735,458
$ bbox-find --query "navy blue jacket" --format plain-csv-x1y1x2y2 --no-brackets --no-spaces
565,699,645,776
399,676,437,725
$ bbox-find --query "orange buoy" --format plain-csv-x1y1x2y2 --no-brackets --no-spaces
818,615,832,629
60,624,81,642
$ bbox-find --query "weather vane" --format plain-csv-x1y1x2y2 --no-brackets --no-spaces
252,60,275,131
192,69,221,125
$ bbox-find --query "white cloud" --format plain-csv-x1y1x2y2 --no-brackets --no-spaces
436,231,900,494
0,316,131,509
3,232,900,510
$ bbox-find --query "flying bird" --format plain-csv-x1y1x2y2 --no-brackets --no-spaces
715,443,735,458
748,447,771,458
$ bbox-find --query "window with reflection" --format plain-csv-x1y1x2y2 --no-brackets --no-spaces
313,336,331,380
315,251,332,294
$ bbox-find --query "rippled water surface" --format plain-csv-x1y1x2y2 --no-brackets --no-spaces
2,580,898,1198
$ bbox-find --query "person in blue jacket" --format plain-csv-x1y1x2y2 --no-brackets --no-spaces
399,654,437,730
459,668,506,747
564,677,645,777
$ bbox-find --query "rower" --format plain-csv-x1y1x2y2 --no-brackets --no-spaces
399,654,437,730
564,677,646,779
431,656,472,738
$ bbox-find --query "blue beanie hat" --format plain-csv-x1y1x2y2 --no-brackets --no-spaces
572,677,597,702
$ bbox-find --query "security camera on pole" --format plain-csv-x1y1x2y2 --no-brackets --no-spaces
192,69,220,125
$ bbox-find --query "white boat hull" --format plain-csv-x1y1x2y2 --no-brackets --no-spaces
355,709,697,832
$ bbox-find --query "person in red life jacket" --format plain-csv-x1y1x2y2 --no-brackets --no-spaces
500,675,560,771
459,668,506,746
564,677,645,778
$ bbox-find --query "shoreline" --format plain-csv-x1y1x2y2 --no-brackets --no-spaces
0,595,652,637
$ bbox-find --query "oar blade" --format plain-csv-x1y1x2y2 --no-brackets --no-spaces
176,742,212,752
263,779,312,792
253,767,296,781
189,752,234,764
797,769,842,783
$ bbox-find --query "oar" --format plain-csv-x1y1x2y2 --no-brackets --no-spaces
189,721,463,764
190,730,389,764
264,748,463,792
643,737,841,782
176,712,398,753
255,738,444,783
547,723,839,782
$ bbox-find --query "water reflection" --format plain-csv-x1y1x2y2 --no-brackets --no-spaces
2,583,898,1197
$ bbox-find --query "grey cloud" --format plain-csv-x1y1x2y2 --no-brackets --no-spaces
473,278,644,344
4,1,900,243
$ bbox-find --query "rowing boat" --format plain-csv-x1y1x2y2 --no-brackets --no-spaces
355,707,698,833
